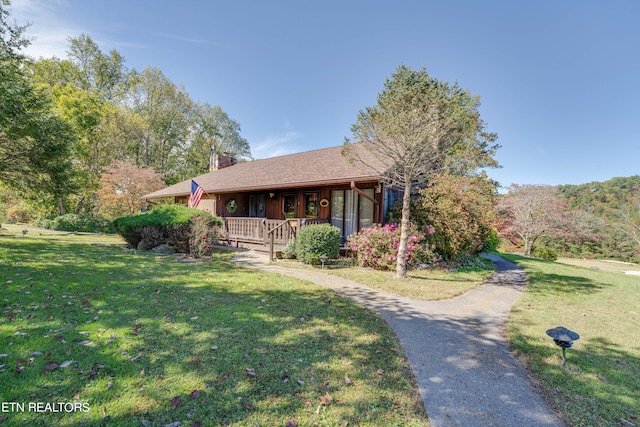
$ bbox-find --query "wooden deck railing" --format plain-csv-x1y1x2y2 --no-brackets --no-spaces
223,217,329,251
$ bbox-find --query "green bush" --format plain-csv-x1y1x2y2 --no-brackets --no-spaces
281,237,297,259
533,246,558,261
113,204,222,252
35,214,115,233
295,224,340,265
483,228,500,253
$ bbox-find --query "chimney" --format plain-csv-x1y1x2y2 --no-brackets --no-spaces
210,149,237,171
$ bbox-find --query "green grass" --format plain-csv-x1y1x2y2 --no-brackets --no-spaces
503,254,640,427
278,258,495,301
0,233,428,426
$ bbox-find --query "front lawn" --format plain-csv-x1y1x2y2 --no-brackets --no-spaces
0,233,427,426
278,257,495,301
503,254,640,427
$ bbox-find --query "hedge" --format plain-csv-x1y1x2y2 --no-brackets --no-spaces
295,224,341,265
113,204,222,252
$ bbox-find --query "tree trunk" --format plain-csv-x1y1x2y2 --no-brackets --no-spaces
523,235,536,257
395,179,412,279
58,197,65,216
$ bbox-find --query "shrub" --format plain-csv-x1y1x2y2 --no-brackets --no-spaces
5,203,32,224
35,214,115,233
189,214,224,258
347,223,436,270
281,237,297,259
410,173,496,260
113,204,222,252
483,228,500,253
295,224,340,265
533,246,558,261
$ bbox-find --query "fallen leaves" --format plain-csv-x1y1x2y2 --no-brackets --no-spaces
320,392,333,406
170,396,181,407
316,392,333,414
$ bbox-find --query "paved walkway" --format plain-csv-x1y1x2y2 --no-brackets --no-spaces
231,251,564,427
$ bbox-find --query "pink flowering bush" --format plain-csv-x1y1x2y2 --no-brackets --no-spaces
347,223,437,270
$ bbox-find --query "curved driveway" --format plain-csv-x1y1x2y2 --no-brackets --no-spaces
232,251,564,427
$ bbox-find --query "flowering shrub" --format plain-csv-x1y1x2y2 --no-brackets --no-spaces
347,223,436,270
189,215,224,258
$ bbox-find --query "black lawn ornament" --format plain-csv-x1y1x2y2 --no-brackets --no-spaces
546,326,580,367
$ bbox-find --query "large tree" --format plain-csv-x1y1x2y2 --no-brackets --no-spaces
129,67,193,175
96,160,165,219
497,184,572,257
171,102,251,183
343,65,499,278
0,0,78,209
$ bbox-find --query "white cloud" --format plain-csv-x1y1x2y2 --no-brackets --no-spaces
252,131,302,159
10,0,77,59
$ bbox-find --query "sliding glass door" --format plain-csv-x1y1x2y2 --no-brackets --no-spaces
331,189,374,240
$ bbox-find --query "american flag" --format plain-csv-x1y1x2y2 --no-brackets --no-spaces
188,180,204,208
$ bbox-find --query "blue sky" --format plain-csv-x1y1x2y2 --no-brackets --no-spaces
10,0,640,188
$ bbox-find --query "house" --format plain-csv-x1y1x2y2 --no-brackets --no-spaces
143,144,400,253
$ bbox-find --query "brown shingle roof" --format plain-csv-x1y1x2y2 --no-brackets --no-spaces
143,144,383,199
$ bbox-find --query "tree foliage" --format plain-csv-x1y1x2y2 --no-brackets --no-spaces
1,1,77,202
496,184,603,258
1,2,250,218
556,176,640,260
343,64,499,277
412,172,496,260
96,160,165,219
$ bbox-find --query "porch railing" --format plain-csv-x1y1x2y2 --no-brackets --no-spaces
223,217,329,253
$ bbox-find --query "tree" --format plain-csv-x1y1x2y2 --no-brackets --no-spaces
1,0,78,209
0,0,28,61
617,197,640,258
66,33,130,101
343,65,499,278
171,102,251,182
497,184,572,257
96,160,165,219
129,67,193,175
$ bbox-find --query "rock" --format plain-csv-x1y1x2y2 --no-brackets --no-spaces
152,244,176,255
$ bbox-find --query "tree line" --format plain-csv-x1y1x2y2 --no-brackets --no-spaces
1,0,250,220
497,177,640,262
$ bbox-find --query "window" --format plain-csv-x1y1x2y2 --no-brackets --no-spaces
283,193,296,218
